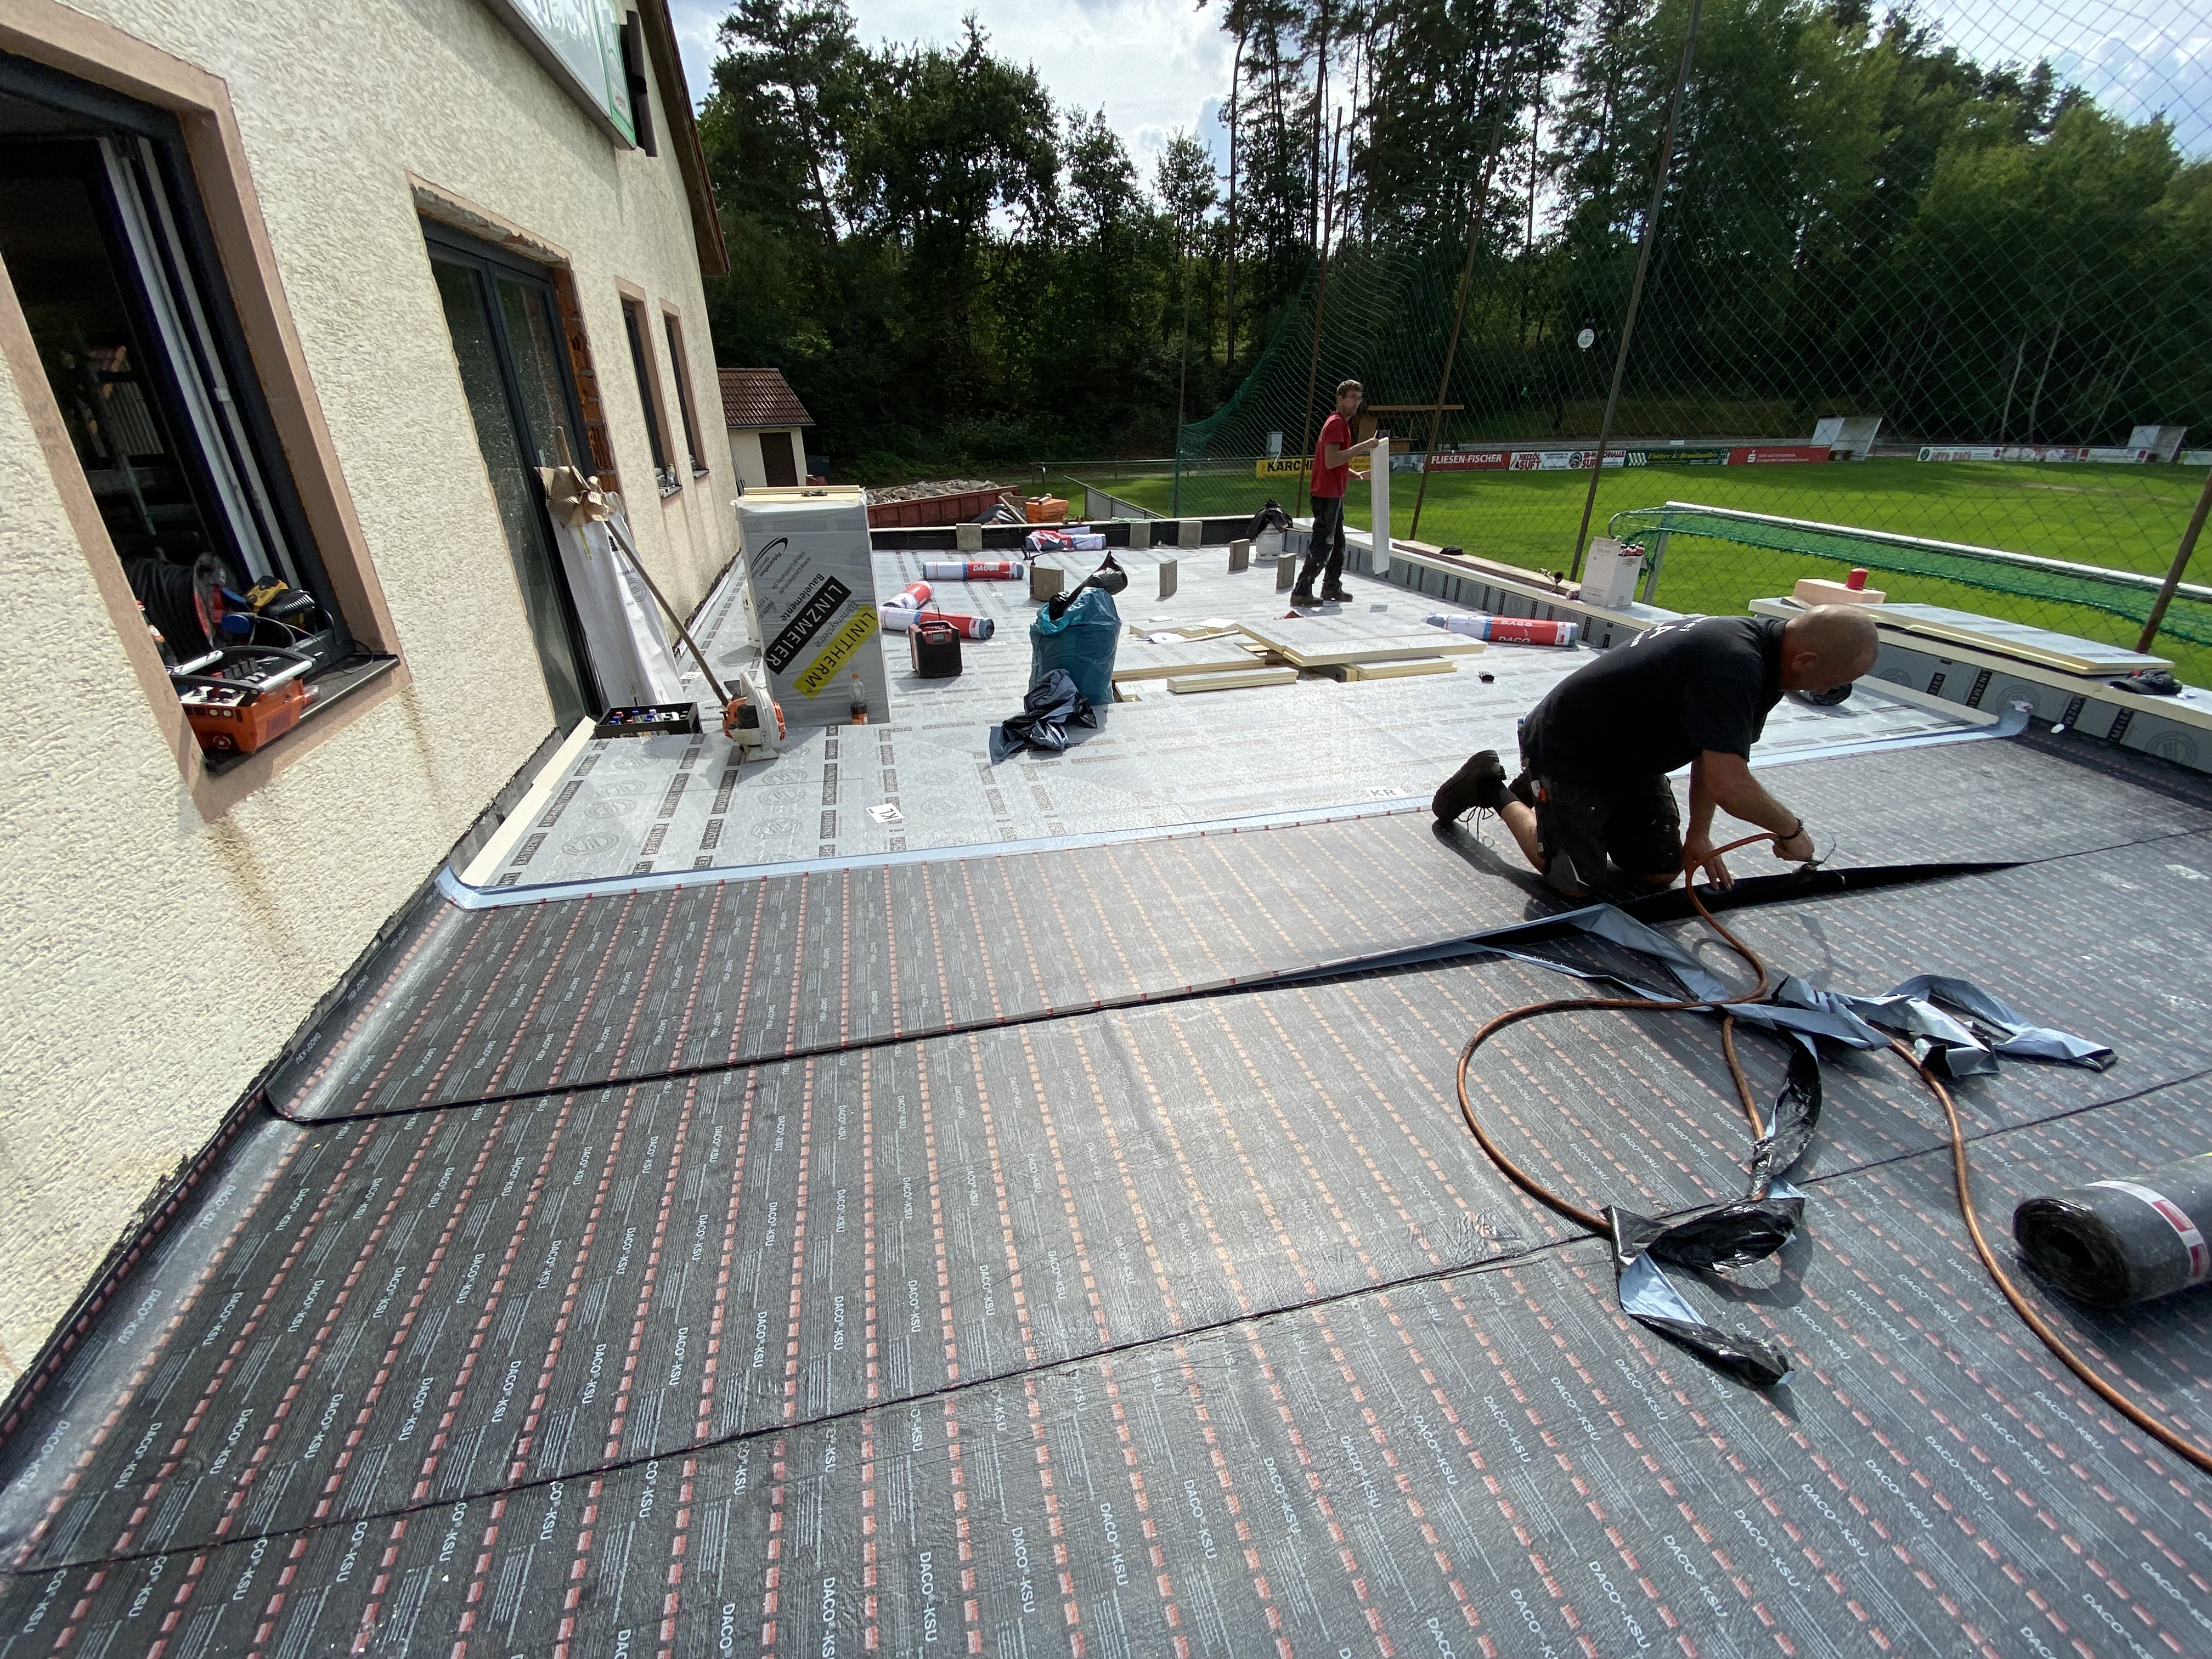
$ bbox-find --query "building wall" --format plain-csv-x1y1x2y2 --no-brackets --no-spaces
726,427,807,488
0,0,738,1381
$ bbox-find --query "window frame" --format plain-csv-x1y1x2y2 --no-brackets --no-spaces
0,5,403,816
660,303,707,478
616,285,677,496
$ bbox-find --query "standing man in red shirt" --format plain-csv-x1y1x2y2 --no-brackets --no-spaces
1293,379,1384,607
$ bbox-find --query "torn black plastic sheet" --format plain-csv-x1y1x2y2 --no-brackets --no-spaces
1607,1184,1807,1389
1448,903,2116,1389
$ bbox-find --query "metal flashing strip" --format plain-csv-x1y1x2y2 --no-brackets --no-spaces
436,793,1442,910
438,712,2016,912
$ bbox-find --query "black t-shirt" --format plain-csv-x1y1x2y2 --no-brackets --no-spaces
1523,615,1785,787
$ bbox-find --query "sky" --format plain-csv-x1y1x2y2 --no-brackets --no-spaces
662,0,2209,188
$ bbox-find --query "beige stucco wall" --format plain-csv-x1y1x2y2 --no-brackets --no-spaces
0,0,738,1381
725,426,808,488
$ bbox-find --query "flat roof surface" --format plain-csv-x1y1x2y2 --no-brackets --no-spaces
5,556,2212,1658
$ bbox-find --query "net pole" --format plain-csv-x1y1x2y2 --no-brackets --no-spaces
1296,116,1344,520
1568,0,1703,580
1409,75,1521,542
2136,464,2212,654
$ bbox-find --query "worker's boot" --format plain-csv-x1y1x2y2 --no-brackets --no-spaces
1432,749,1510,823
1320,582,1353,603
1289,585,1321,608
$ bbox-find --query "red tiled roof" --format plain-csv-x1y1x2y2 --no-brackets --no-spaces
718,366,814,430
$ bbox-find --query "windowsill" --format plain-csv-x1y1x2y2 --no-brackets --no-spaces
200,653,402,777
691,466,711,479
658,481,683,499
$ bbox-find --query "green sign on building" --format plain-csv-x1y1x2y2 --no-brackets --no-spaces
482,0,637,146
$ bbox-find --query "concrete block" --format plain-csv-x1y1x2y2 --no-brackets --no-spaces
1127,520,1151,551
1228,539,1251,573
1176,518,1202,550
1158,558,1179,601
1029,563,1065,603
955,521,983,553
1277,552,1298,591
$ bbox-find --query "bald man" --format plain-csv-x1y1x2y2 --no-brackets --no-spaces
1432,606,1882,895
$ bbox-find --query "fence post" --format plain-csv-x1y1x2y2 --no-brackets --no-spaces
2137,465,2212,656
1639,530,1669,606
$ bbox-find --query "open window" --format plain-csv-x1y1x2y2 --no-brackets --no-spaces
0,54,358,678
662,306,706,477
619,291,677,495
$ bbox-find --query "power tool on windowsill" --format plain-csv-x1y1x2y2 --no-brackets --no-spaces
170,646,315,757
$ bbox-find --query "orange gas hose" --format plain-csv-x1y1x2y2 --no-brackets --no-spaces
1452,830,2212,1474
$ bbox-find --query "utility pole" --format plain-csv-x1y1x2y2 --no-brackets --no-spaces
1296,114,1344,518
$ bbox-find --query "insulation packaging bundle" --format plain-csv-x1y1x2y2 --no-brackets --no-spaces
1424,612,1579,647
2013,1154,2212,1306
922,560,1023,582
879,606,994,640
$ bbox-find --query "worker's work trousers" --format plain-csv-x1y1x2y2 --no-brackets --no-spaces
1299,494,1347,590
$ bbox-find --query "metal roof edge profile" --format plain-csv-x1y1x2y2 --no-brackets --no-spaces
638,0,730,277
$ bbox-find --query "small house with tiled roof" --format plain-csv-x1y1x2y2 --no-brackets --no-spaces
719,366,816,488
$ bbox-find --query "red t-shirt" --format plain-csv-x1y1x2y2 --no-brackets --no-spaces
1311,412,1352,498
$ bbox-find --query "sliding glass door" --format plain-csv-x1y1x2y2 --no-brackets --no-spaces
425,223,601,727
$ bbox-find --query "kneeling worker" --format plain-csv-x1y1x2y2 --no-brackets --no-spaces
1432,606,1881,895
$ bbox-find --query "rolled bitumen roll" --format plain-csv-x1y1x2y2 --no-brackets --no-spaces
2013,1153,2212,1306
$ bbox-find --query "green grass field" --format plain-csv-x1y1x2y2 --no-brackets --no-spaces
1057,459,2210,684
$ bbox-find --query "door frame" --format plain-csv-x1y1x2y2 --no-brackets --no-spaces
422,219,603,718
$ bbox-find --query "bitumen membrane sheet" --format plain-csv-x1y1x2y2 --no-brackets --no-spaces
7,730,2212,1655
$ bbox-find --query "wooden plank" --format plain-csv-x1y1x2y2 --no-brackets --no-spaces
1111,637,1266,681
1241,615,1486,669
1325,658,1457,682
1165,667,1300,694
1870,603,2172,675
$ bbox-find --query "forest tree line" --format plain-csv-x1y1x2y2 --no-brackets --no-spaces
696,0,2210,477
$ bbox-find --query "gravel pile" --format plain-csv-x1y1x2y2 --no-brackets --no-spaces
865,478,1005,504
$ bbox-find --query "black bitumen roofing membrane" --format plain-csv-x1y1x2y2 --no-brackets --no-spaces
4,731,2211,1657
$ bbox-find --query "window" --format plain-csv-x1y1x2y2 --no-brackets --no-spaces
0,54,353,670
662,308,706,476
619,292,676,494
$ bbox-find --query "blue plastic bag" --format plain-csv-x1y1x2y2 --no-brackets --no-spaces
1029,585,1121,709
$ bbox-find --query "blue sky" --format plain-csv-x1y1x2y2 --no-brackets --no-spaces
663,0,2209,186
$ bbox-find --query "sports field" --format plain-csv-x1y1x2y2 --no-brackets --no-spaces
1058,459,2211,684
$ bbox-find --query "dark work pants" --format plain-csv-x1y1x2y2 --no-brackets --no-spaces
1299,494,1347,591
